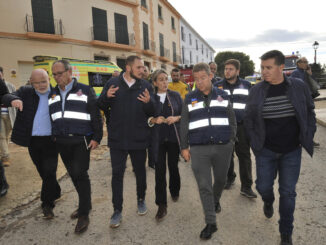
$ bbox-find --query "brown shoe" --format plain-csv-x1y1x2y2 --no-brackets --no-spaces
155,205,167,221
74,215,89,234
42,206,54,219
70,209,78,219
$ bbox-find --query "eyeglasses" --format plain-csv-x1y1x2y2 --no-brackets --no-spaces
32,80,48,86
52,70,67,77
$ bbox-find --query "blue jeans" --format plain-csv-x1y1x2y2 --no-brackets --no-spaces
255,147,302,235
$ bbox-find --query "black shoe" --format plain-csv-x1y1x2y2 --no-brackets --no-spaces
0,184,8,197
42,206,54,219
263,202,274,218
200,224,217,240
75,215,89,234
280,233,293,245
171,195,179,202
224,178,235,190
215,202,221,213
155,204,167,221
240,187,257,198
70,209,79,219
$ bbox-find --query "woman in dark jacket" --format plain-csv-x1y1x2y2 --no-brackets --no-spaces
148,69,183,221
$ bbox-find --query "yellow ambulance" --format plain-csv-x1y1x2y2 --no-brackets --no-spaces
33,55,122,96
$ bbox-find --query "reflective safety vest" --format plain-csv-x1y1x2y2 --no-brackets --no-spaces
215,78,251,123
48,79,93,137
185,87,232,145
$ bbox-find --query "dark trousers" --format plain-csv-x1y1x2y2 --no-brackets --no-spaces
255,147,302,235
155,141,180,205
57,139,91,216
227,124,253,188
28,136,60,208
110,148,147,212
0,160,9,194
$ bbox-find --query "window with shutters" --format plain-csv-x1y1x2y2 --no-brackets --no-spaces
190,51,192,64
171,17,175,30
196,40,198,50
141,0,147,8
143,22,149,50
92,7,108,42
159,33,164,57
189,34,192,45
114,13,129,45
173,42,177,62
181,26,185,41
31,0,55,34
158,5,163,20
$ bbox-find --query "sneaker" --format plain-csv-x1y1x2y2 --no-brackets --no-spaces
110,210,122,228
137,199,148,215
280,233,293,245
240,187,257,198
215,202,221,213
155,204,167,221
42,206,54,219
199,223,217,240
263,202,274,218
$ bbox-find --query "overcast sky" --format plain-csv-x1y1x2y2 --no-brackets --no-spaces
169,0,326,71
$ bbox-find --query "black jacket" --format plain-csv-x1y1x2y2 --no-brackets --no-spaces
97,73,155,150
2,85,48,146
244,76,316,156
49,78,103,143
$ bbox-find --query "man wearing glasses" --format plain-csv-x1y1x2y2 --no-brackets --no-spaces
2,69,61,215
49,60,102,234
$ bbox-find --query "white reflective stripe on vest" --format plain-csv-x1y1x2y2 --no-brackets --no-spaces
233,88,249,95
188,101,205,112
233,103,246,109
189,119,209,130
48,95,61,105
210,100,228,107
211,118,229,126
67,93,88,103
51,111,62,121
64,111,91,121
224,89,231,95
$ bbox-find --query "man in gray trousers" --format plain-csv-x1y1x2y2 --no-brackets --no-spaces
181,63,236,240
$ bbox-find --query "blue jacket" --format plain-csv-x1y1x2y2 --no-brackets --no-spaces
215,77,251,123
184,87,236,146
49,79,103,143
290,68,305,81
244,76,316,156
97,73,155,150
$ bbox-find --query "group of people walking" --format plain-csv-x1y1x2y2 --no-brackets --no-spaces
0,49,317,245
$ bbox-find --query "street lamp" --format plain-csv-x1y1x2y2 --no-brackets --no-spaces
313,41,319,64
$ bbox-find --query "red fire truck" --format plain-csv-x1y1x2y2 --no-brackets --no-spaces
284,53,300,76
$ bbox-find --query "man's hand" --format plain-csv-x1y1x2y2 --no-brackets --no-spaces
137,88,150,103
106,85,119,98
154,116,165,124
181,149,191,162
88,140,99,150
165,116,179,125
11,99,23,111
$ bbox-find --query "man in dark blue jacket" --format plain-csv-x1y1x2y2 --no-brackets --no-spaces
2,69,60,216
50,60,103,234
97,55,155,228
244,50,316,245
215,59,256,198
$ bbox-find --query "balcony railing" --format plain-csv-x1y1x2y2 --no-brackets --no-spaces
160,47,170,59
25,15,63,35
91,27,135,46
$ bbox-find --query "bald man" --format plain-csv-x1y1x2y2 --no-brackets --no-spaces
2,69,61,219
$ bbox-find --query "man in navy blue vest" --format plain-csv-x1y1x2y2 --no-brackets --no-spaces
215,59,257,198
97,56,155,228
180,63,236,240
244,50,316,245
50,60,103,234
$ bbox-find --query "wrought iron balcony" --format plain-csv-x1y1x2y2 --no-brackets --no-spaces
25,14,63,35
91,27,135,46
